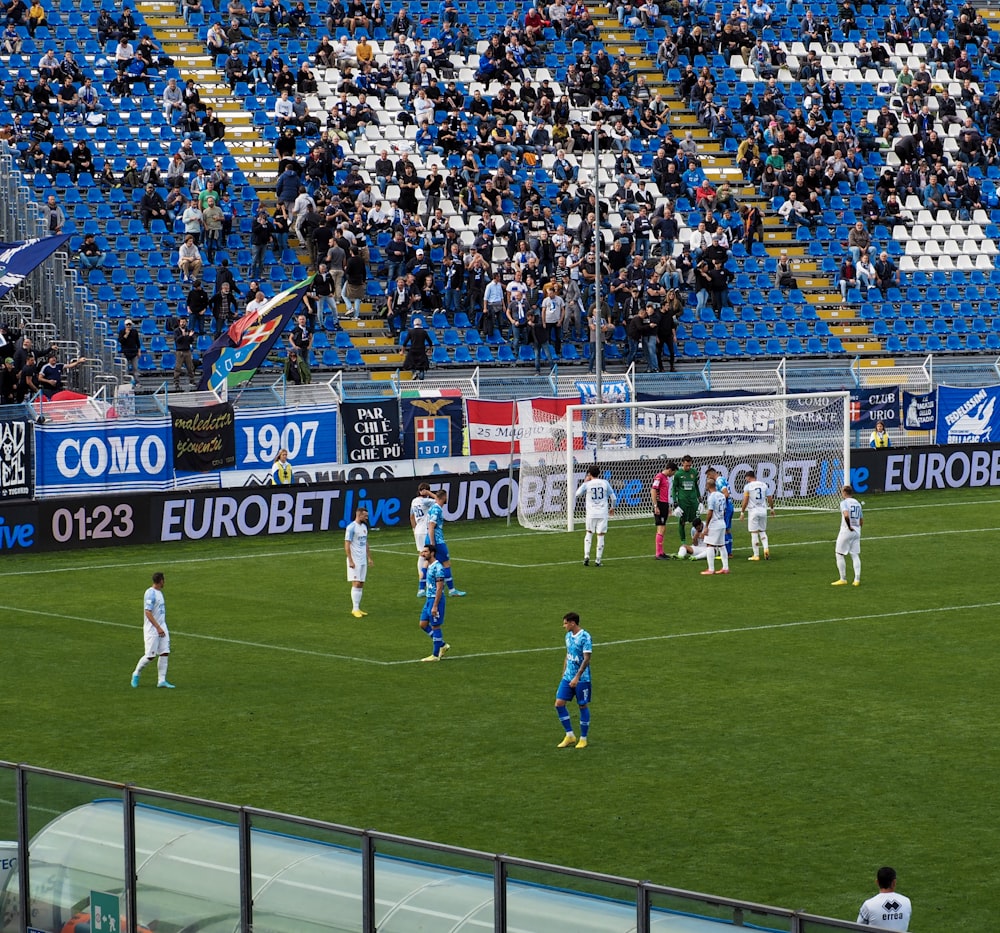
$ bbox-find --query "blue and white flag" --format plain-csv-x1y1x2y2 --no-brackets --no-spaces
0,235,71,299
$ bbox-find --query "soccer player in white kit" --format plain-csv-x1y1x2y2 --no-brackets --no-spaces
345,506,373,617
740,470,774,561
857,866,911,930
833,484,863,586
409,481,437,597
700,478,730,575
131,571,174,689
575,463,617,566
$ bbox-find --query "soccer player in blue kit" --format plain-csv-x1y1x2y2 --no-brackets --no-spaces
554,612,592,749
426,489,466,596
418,544,450,661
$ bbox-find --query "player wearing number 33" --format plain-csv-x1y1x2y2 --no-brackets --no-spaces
833,485,863,586
575,464,617,567
418,544,450,661
555,612,592,749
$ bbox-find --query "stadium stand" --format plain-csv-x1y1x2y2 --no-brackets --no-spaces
1,0,999,390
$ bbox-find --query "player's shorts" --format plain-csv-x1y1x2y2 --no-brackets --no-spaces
143,626,170,657
585,515,609,535
420,597,446,626
433,540,450,563
836,529,861,556
347,559,368,583
654,502,671,525
556,679,592,705
747,508,768,532
414,528,429,551
705,521,726,547
690,546,710,560
677,501,700,523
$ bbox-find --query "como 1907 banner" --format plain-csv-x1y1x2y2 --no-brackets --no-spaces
170,402,237,472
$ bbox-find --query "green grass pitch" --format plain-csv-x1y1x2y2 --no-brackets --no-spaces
3,486,1000,932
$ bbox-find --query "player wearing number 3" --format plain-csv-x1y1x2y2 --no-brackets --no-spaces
740,470,774,561
575,463,617,567
418,544,450,661
833,485,863,586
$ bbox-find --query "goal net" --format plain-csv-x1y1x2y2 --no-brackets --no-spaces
515,392,851,532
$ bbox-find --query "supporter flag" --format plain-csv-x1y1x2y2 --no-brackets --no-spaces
466,397,580,455
401,397,463,459
197,275,313,393
0,235,71,299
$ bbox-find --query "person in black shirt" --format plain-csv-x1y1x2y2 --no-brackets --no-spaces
173,318,196,390
118,319,141,376
402,317,433,379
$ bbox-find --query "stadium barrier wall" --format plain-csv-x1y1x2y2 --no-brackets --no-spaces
852,442,1000,493
0,761,882,933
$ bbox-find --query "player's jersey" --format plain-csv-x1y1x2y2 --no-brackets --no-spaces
424,560,447,598
143,586,165,630
564,628,593,682
652,471,672,504
716,475,730,495
857,891,911,930
673,467,699,504
575,477,617,518
344,519,369,562
427,502,446,545
706,489,727,529
410,494,435,541
841,497,863,533
744,480,769,510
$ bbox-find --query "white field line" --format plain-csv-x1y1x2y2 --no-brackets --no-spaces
4,600,997,668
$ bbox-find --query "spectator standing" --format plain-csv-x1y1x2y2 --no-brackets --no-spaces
172,317,196,390
117,319,141,376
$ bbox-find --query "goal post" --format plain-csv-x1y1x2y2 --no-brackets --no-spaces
515,393,852,532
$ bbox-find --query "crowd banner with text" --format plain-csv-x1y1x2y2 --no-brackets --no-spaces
340,400,403,462
234,405,339,470
0,417,32,500
0,234,72,299
198,275,313,393
466,398,579,455
401,397,463,459
849,387,900,428
935,385,1000,445
902,391,936,431
171,403,237,472
853,442,1000,493
34,418,175,497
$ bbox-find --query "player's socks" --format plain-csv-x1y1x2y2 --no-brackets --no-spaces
583,531,593,560
351,588,363,611
432,627,445,657
443,567,457,590
852,555,861,582
655,533,664,558
133,656,151,678
156,656,169,684
759,531,769,554
580,706,590,739
836,553,847,582
556,706,573,733
678,521,687,543
725,531,733,556
706,547,716,573
595,539,605,563
720,550,729,572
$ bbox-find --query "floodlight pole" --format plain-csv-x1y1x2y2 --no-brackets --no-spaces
593,127,604,391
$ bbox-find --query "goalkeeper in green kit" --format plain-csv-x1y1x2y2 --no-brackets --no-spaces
672,455,701,543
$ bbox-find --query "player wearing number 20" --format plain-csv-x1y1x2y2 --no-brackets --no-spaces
833,485,863,586
575,464,617,567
